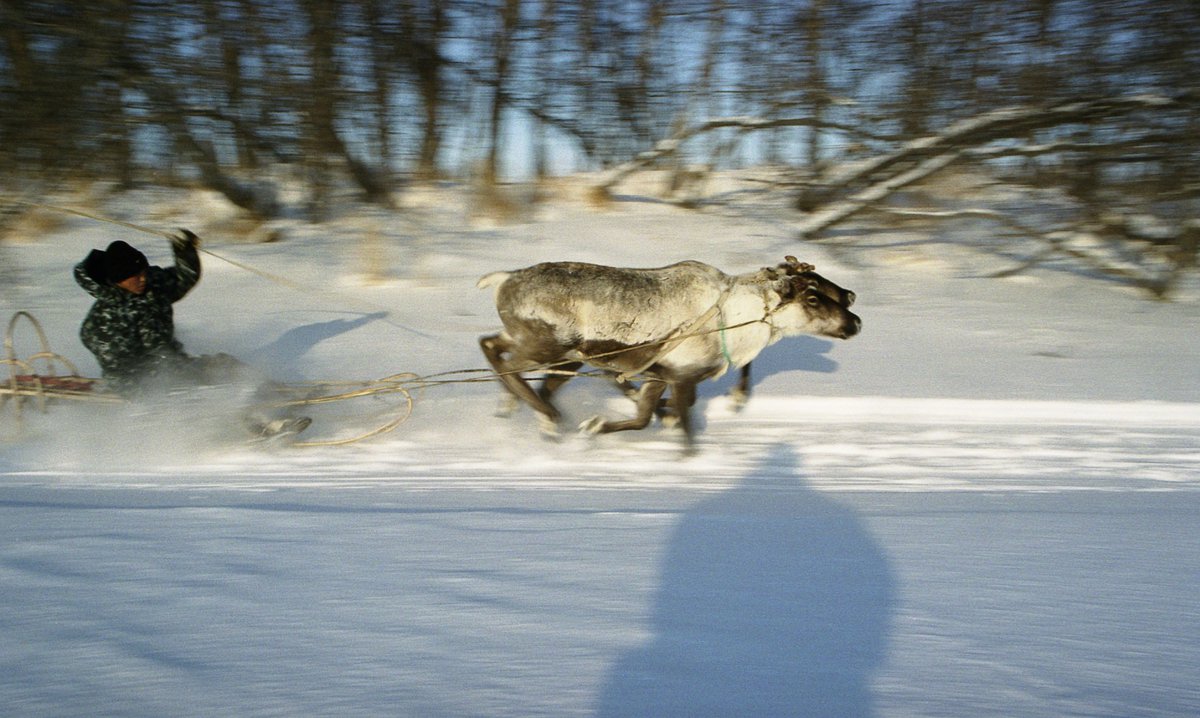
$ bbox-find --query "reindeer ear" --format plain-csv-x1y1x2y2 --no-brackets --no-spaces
776,276,800,301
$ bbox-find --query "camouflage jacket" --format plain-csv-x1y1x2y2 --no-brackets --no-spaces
74,241,201,394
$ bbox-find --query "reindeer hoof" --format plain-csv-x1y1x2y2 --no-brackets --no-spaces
537,413,561,439
494,394,520,418
729,388,749,411
578,415,607,435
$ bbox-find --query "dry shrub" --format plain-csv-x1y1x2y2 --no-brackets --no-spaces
357,221,390,284
468,181,535,226
3,207,69,241
516,173,611,210
912,166,1003,199
585,185,613,209
205,213,284,243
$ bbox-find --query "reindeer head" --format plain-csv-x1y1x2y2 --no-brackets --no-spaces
770,256,857,308
770,285,860,340
759,257,860,339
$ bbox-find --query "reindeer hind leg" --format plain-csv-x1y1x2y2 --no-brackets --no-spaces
479,333,563,434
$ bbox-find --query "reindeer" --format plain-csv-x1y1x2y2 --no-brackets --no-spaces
477,257,860,448
534,256,856,416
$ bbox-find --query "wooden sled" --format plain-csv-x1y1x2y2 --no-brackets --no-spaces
3,311,412,446
3,311,120,416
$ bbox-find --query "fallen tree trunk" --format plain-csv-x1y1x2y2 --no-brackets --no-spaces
794,93,1187,215
793,152,960,238
588,93,1194,238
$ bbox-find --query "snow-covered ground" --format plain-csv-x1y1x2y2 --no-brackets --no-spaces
2,176,1199,716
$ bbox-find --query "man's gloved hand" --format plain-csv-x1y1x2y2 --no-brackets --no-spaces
170,229,199,251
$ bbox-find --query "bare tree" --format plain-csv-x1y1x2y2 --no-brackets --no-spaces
397,0,449,179
483,0,523,183
363,0,396,170
300,0,391,213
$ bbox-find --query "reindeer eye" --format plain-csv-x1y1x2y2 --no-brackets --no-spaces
806,294,820,307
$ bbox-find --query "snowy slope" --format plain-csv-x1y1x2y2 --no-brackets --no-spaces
2,178,1199,717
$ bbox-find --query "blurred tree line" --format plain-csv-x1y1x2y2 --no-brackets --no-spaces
1,0,1197,235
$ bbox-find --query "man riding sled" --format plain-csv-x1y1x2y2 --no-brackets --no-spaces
74,230,309,440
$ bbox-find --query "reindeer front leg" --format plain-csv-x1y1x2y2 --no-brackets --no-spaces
667,380,700,450
579,380,667,436
729,363,752,410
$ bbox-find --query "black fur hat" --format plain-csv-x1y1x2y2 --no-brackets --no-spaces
103,240,148,282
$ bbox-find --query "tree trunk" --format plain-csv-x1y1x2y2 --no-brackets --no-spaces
803,0,826,170
400,0,446,180
484,0,521,184
365,0,393,171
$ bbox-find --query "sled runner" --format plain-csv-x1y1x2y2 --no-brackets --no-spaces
3,311,414,447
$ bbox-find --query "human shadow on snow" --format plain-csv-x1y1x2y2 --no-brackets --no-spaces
595,445,895,717
246,312,387,373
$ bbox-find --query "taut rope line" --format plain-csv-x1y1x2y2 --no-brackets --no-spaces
11,200,307,285
5,199,418,325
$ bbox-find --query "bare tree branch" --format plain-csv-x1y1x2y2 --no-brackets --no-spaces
592,115,892,197
794,152,960,237
865,205,1198,298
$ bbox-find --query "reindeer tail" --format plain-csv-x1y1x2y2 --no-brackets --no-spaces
476,271,511,290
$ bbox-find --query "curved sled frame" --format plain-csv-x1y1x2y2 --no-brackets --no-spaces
4,312,115,418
